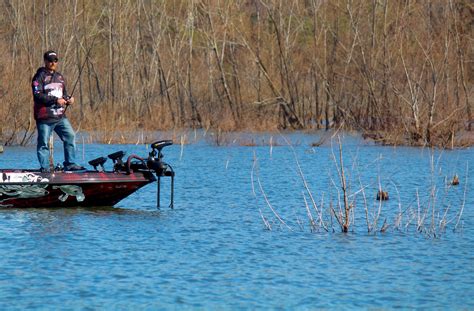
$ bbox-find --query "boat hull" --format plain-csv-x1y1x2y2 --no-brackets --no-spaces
0,170,156,208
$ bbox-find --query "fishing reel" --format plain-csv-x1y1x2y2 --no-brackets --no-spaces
63,95,72,105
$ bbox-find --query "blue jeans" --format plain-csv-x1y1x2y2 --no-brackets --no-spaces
36,118,77,170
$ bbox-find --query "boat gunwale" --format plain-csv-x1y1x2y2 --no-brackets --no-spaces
0,170,157,185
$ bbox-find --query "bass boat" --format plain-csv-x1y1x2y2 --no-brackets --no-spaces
0,140,174,208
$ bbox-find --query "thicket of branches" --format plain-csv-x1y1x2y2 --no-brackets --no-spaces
0,0,472,146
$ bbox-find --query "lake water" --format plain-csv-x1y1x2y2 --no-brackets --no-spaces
0,132,473,309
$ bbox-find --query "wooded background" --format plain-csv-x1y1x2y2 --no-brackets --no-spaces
0,0,472,146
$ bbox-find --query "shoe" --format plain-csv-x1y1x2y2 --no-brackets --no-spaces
39,167,51,173
65,164,86,171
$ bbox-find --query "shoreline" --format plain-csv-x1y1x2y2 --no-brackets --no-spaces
1,128,473,149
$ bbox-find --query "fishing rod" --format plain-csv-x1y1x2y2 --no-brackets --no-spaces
64,35,98,111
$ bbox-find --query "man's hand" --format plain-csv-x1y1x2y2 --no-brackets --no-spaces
57,98,67,106
57,96,74,107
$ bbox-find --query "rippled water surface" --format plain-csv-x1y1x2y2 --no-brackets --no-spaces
0,133,473,309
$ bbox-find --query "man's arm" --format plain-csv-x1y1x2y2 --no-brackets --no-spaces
32,72,57,106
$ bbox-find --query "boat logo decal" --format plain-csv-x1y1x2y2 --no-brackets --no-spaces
1,173,49,183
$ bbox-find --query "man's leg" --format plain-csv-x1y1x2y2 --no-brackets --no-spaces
36,121,53,170
54,118,77,167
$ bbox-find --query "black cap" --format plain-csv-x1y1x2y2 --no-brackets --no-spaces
43,50,58,62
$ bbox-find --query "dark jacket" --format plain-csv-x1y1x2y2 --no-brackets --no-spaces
32,67,69,122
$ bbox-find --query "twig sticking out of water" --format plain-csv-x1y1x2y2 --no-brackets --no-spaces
338,136,351,232
251,151,292,231
280,134,327,231
82,135,85,163
251,153,271,230
329,135,352,232
391,181,403,230
303,192,317,232
373,178,384,231
454,162,468,232
269,136,273,158
380,218,389,233
259,208,272,231
180,134,186,161
358,173,371,232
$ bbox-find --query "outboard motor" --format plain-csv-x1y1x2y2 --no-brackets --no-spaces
147,140,174,208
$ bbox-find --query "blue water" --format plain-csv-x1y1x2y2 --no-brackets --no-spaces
0,132,473,309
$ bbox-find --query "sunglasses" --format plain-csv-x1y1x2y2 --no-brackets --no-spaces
46,59,59,63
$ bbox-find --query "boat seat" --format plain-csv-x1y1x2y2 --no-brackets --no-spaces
88,156,107,172
108,151,125,164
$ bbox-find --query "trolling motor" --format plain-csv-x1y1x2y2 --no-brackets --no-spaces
85,141,174,208
147,140,174,208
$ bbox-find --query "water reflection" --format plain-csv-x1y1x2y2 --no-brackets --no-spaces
0,206,164,238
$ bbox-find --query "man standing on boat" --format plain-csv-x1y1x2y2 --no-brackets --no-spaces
32,50,84,172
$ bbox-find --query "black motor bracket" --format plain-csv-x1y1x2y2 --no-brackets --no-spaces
147,140,174,208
